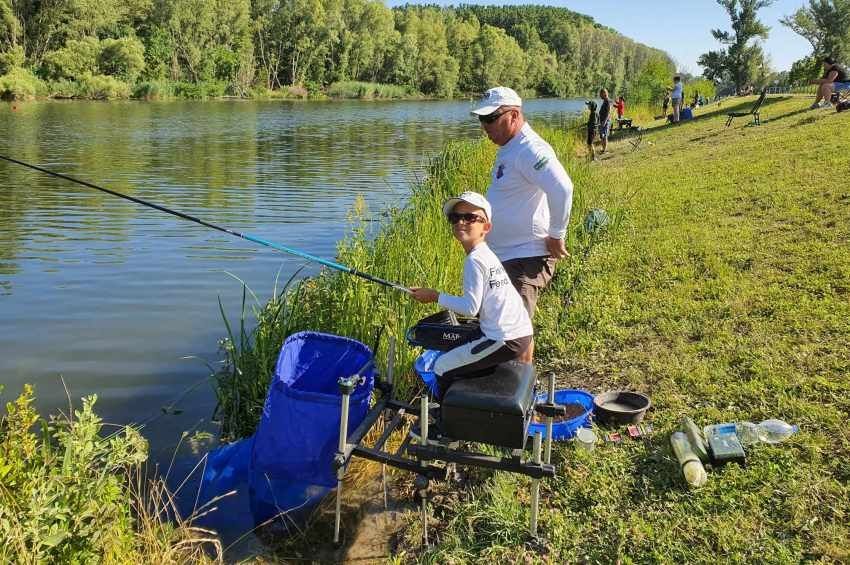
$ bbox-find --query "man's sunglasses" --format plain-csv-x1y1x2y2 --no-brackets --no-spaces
478,109,511,124
447,212,487,225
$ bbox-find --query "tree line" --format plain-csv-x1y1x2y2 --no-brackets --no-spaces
698,0,850,93
0,1,673,101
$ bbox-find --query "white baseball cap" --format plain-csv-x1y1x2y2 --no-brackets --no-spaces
471,86,523,116
442,191,492,222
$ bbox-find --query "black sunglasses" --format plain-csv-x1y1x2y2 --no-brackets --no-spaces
478,109,511,124
447,212,487,225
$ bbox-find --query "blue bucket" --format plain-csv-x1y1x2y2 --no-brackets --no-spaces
528,389,594,441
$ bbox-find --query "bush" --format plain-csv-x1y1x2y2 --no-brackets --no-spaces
0,67,45,100
173,80,227,99
99,37,146,82
41,37,100,81
327,81,416,99
0,46,25,75
132,79,174,100
77,73,131,100
0,385,221,563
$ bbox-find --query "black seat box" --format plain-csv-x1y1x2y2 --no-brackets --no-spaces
440,362,536,449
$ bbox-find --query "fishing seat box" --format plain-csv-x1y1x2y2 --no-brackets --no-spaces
440,362,536,449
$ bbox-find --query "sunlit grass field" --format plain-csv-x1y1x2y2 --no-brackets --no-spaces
404,95,850,563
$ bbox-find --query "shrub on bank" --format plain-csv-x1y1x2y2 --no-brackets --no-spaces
0,67,45,100
0,384,220,563
77,73,131,100
173,80,228,99
133,79,175,100
328,81,417,99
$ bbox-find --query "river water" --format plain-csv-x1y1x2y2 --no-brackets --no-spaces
0,97,582,494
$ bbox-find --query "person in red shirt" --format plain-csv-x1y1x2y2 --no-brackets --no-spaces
614,95,625,120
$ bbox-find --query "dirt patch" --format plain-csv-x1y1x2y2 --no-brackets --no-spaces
532,402,586,423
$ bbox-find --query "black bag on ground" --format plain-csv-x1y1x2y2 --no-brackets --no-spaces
406,310,481,351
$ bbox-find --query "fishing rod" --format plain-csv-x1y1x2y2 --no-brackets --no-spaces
0,154,411,294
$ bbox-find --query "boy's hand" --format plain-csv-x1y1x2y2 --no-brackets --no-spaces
410,287,439,303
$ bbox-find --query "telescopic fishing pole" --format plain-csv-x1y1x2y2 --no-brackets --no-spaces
0,154,411,294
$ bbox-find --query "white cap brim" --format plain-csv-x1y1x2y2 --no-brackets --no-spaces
470,104,501,116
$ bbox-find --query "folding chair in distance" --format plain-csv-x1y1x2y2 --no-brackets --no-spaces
726,87,767,127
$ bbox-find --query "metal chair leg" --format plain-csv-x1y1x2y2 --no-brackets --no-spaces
530,431,543,538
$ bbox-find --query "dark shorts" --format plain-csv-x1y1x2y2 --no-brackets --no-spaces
502,255,557,317
599,120,611,139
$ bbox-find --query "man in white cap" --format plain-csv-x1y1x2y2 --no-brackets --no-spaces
409,191,533,397
471,86,573,362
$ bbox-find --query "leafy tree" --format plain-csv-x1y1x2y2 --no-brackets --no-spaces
41,36,101,80
698,0,774,92
470,24,525,93
99,36,145,81
781,0,850,62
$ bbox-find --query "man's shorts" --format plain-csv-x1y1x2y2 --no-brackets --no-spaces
502,255,557,317
599,120,611,140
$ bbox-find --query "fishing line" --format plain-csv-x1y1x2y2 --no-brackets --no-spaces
0,154,411,294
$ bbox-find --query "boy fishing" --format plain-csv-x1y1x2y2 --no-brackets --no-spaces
410,192,533,398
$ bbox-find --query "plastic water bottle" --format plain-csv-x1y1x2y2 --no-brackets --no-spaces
757,419,798,444
735,420,798,445
670,432,707,488
734,421,761,445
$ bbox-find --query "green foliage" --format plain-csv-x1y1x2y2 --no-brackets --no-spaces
172,79,227,98
6,2,673,100
788,54,822,84
698,0,775,91
685,77,717,101
0,386,145,562
132,79,175,100
781,0,850,62
629,54,676,104
327,80,416,99
0,66,44,100
0,44,23,74
0,385,221,563
99,37,146,82
76,72,131,99
41,37,101,81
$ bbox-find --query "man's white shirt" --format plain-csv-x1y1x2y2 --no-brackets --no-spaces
485,122,573,262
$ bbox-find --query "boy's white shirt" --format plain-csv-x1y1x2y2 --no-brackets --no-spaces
485,122,573,262
437,242,533,341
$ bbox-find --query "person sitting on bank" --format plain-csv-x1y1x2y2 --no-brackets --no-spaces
810,56,850,109
410,192,532,399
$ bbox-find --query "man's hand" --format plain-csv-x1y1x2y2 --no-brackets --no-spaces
545,237,569,260
410,287,439,303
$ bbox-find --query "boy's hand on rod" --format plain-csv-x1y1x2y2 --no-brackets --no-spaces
409,287,439,303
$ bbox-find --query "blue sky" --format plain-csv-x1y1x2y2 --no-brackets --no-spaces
386,1,813,74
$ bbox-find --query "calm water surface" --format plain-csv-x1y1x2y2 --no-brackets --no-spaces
0,97,582,480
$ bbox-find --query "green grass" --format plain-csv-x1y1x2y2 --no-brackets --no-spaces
400,95,850,562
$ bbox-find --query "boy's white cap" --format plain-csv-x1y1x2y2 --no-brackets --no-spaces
471,86,522,116
443,191,492,221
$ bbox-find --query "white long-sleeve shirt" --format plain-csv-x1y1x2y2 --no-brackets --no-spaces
437,242,532,342
485,123,573,262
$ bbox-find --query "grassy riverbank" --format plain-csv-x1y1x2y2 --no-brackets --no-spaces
399,95,850,562
217,94,849,562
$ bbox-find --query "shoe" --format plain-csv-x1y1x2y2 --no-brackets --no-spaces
820,101,833,109
809,101,821,109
